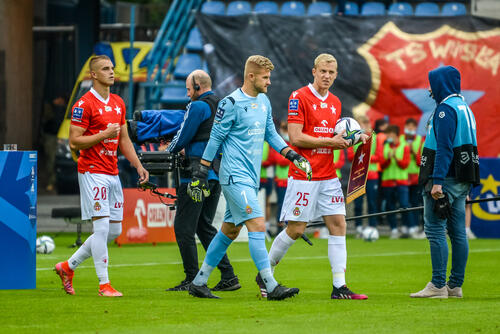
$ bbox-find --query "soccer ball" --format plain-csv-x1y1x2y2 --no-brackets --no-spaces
36,236,55,254
334,117,362,146
362,227,379,242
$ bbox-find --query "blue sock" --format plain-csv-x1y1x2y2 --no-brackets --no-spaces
193,231,233,286
248,232,278,292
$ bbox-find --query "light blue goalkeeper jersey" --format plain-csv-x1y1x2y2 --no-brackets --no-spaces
202,88,287,188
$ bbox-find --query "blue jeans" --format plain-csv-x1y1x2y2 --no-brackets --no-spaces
354,179,379,227
383,185,414,229
423,178,471,288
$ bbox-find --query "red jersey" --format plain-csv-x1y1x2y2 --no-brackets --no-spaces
287,84,342,181
70,88,126,175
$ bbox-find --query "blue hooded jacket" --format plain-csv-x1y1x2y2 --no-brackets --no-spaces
427,66,460,184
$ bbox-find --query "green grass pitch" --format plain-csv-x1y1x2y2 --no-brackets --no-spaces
1,234,500,333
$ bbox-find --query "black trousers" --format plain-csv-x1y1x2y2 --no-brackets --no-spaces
174,180,235,281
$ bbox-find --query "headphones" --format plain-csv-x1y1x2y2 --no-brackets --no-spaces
192,75,200,91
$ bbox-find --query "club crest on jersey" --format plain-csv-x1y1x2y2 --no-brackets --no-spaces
293,207,301,216
313,104,317,110
72,107,83,121
246,205,252,214
94,202,101,211
331,105,336,114
115,105,121,114
289,99,299,111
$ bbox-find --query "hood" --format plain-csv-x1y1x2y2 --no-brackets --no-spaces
428,66,461,103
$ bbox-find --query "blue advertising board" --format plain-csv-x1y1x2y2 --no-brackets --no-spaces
470,158,500,238
0,151,37,289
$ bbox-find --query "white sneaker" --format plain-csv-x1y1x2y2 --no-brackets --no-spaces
466,228,477,240
401,226,409,235
411,230,427,239
390,229,400,239
446,284,463,298
355,226,363,239
410,282,448,299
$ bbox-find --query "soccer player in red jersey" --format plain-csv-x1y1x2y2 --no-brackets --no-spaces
264,54,369,299
55,55,148,297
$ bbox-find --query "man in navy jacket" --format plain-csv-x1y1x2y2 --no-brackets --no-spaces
165,70,239,292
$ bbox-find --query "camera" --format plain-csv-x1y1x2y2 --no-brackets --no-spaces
138,151,184,175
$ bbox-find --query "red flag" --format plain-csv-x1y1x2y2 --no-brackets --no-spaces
346,135,373,204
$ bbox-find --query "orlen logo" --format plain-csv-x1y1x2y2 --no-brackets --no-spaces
147,203,175,228
314,120,334,134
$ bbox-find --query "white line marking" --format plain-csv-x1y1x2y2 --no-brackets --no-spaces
36,248,500,271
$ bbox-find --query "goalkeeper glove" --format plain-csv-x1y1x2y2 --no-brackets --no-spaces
285,149,312,181
187,163,211,202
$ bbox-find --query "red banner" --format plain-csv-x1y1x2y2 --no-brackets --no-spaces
355,22,500,157
116,188,176,245
346,136,373,204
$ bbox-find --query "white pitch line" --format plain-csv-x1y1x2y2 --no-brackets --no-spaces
36,248,500,272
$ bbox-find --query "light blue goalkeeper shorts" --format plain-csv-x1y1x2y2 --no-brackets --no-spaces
222,182,263,225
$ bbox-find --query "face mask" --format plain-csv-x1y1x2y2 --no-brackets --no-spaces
405,129,417,136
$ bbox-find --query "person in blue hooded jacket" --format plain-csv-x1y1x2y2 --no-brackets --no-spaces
411,66,479,299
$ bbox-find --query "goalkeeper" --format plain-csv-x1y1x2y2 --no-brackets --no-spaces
187,55,312,300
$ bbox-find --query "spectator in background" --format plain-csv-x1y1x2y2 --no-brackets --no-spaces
260,141,274,234
465,195,476,239
348,115,382,237
380,125,413,239
374,117,389,225
272,121,291,236
42,95,67,192
402,118,424,238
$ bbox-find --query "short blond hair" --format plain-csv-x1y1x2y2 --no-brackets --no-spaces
314,53,337,68
244,55,274,77
89,55,112,71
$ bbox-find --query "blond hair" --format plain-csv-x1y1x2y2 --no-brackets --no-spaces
89,55,112,72
244,55,274,77
314,53,337,68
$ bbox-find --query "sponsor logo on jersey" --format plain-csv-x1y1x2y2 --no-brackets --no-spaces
72,107,83,121
105,106,112,112
216,99,227,119
94,202,101,211
293,207,301,216
288,112,298,116
321,102,327,108
289,99,299,110
313,126,334,134
246,205,252,214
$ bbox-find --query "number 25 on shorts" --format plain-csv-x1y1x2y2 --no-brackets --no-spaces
295,192,310,206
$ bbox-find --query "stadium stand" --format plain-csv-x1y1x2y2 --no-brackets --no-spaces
254,1,279,14
361,2,386,16
227,1,252,15
343,1,360,16
281,1,306,16
173,53,202,80
414,2,440,16
185,27,203,53
201,1,226,15
388,2,413,16
441,2,467,16
307,1,333,16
